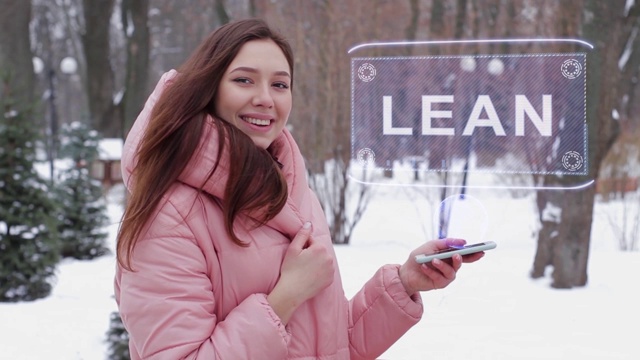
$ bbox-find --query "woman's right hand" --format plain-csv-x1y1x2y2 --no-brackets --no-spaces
267,222,335,325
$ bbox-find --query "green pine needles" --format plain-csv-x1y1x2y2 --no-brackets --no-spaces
106,311,131,360
55,121,110,260
0,83,60,302
1,79,110,302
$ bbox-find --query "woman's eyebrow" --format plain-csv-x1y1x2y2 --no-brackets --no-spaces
229,66,290,78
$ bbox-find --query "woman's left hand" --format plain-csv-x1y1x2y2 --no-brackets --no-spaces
399,238,484,296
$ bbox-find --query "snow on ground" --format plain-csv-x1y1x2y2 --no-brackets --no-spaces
0,181,638,359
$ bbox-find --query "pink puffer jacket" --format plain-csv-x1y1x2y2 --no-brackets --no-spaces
114,70,423,360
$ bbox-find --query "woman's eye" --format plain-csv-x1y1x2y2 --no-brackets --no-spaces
273,82,290,90
233,78,252,84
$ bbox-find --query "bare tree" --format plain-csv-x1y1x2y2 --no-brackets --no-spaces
299,0,370,244
23,0,637,264
0,0,35,116
121,0,151,138
593,0,640,252
272,0,413,244
81,0,118,137
531,0,640,288
29,0,90,133
215,0,231,24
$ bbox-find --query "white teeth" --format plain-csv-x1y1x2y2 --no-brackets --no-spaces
242,116,270,126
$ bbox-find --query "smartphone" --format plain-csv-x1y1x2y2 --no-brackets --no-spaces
414,241,497,264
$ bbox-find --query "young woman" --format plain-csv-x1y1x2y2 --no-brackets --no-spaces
115,18,484,359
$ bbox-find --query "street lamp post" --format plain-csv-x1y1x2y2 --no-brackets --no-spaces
47,67,58,180
59,56,78,124
33,56,58,181
438,57,478,238
32,56,78,181
459,57,504,196
439,57,504,239
459,57,477,197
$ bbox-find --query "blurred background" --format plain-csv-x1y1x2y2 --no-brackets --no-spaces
1,0,639,358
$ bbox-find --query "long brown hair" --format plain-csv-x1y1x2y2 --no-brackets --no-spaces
117,19,294,270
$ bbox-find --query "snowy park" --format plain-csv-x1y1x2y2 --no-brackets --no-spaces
1,174,638,359
1,1,639,359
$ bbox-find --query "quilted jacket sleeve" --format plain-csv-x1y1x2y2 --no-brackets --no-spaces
347,264,424,360
115,199,291,359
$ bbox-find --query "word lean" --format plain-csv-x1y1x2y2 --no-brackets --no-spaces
383,94,552,136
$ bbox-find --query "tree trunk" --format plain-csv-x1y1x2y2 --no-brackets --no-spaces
0,0,34,114
453,0,467,39
82,0,117,137
248,0,257,17
532,0,639,288
215,0,230,25
405,0,420,45
121,0,150,139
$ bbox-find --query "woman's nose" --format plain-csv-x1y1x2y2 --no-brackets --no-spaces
252,85,274,108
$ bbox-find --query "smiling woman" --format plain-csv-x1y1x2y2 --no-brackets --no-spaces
113,18,485,360
216,39,293,149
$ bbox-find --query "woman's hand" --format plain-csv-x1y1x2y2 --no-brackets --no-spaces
267,222,335,324
399,238,484,296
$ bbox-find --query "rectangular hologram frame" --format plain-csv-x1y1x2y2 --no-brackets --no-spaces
350,53,588,177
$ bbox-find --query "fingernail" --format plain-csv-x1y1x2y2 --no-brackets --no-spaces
303,221,311,229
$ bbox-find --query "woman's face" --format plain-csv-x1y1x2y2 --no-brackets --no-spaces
216,39,292,149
